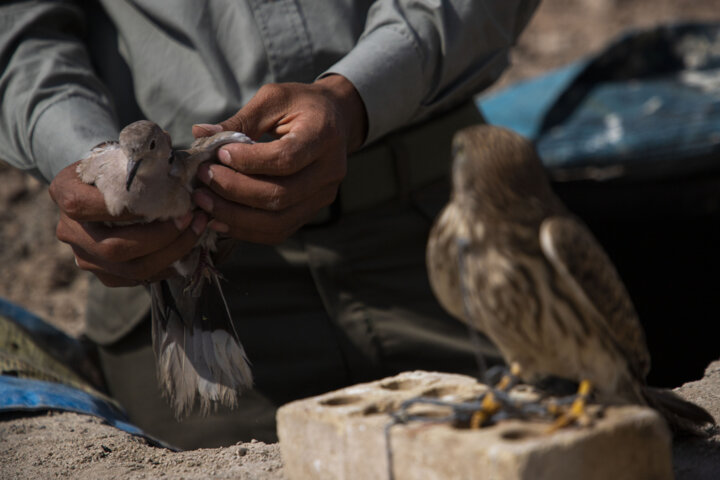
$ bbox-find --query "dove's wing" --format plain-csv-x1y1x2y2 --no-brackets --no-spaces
171,131,254,183
76,141,122,184
540,216,651,380
189,131,253,152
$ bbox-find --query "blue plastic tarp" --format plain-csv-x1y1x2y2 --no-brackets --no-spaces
477,22,720,181
0,297,176,450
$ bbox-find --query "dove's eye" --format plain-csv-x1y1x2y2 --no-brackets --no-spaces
149,140,156,150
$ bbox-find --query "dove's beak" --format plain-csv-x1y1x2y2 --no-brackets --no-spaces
125,157,143,191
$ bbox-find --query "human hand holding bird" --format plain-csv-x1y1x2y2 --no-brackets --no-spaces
53,120,253,418
49,75,365,419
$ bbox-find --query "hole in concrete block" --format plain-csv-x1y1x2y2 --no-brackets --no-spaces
421,386,462,398
500,428,537,441
380,379,420,391
362,405,383,416
320,395,362,406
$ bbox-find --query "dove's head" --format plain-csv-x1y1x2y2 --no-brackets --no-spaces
119,120,173,191
450,125,561,224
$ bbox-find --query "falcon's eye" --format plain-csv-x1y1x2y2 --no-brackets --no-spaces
149,140,156,150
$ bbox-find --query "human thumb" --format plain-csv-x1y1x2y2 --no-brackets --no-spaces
191,105,258,140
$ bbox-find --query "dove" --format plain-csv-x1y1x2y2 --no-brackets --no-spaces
426,125,715,434
77,120,254,418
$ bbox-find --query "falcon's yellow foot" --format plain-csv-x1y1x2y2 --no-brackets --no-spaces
469,391,504,428
494,362,522,391
471,363,548,427
546,379,593,433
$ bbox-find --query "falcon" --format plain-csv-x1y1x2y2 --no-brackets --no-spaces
427,125,714,433
77,120,253,418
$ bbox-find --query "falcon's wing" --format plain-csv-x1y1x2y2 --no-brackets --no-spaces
540,216,651,379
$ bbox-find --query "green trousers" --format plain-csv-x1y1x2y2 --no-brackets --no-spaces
88,103,500,449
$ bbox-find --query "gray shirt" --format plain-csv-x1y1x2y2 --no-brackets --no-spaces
0,0,538,182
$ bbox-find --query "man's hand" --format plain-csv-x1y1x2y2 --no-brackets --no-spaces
48,161,207,287
191,74,368,244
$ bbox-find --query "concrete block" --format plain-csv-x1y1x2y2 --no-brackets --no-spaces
277,371,674,480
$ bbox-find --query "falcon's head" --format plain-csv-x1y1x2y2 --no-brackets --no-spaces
450,125,562,224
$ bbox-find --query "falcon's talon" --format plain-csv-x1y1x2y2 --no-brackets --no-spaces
465,361,526,428
546,379,593,433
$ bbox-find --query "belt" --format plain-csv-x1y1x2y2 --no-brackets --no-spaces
311,101,484,224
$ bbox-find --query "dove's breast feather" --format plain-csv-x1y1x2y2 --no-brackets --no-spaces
132,176,193,220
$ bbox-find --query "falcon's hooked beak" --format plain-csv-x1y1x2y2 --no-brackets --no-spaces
125,157,142,191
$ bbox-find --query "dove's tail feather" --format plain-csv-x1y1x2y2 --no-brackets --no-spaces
641,385,715,436
150,266,252,420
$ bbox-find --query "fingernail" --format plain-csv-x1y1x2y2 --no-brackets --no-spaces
196,164,213,185
193,123,223,134
194,191,213,212
191,214,208,236
173,212,193,230
218,148,231,164
208,220,230,233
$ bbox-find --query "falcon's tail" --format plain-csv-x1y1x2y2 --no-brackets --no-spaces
642,386,715,436
150,265,252,420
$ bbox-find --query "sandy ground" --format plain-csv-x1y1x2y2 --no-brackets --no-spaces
0,362,718,480
0,413,283,480
2,0,720,478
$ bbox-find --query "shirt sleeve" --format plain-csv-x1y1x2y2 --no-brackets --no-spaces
321,0,540,145
0,1,119,182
